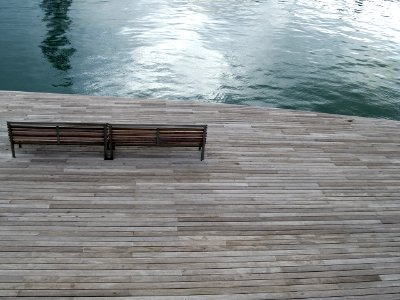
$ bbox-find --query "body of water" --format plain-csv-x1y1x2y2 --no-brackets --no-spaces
0,0,399,119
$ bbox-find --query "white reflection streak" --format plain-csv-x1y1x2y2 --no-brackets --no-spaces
119,7,229,100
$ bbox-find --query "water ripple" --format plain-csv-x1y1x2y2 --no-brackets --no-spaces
0,0,399,119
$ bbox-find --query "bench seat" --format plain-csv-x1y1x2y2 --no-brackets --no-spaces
8,122,108,158
109,124,207,160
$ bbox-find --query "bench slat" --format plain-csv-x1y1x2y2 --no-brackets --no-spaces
12,132,104,137
13,138,104,143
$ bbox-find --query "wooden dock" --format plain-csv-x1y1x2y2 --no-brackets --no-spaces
0,91,399,299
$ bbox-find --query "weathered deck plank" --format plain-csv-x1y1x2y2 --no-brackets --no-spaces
0,91,399,299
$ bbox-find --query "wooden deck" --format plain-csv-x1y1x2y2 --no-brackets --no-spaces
0,91,400,299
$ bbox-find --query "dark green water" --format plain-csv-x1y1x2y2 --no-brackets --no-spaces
1,0,399,119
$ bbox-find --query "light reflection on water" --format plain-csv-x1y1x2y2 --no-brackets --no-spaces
117,6,230,100
0,0,399,119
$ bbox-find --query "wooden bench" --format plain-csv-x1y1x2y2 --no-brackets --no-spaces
109,124,207,161
7,122,109,159
7,122,207,161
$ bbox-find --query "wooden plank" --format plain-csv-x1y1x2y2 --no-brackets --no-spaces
0,91,400,298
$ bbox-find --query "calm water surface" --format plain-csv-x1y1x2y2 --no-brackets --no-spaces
1,0,399,119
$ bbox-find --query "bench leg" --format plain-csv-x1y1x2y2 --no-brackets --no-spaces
103,139,107,160
200,146,205,161
109,142,114,160
104,141,114,160
108,147,114,160
18,144,22,148
103,147,108,160
10,142,16,158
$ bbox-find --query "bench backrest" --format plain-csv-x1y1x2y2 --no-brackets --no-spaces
110,124,207,147
8,122,106,145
